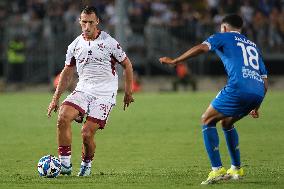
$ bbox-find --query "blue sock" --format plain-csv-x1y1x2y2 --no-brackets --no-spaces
202,125,222,168
223,126,240,167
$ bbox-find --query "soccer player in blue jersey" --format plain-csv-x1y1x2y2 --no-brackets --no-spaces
159,14,268,184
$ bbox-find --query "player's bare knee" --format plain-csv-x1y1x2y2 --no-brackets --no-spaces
201,114,205,124
220,120,226,127
201,113,211,125
57,113,71,129
81,127,94,142
220,119,233,130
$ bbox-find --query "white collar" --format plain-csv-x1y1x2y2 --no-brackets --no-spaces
229,31,241,34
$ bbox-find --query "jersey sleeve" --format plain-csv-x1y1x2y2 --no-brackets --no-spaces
258,55,268,78
202,33,224,52
109,38,127,63
65,40,78,67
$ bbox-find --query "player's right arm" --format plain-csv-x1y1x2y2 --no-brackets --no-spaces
159,44,209,65
47,38,78,118
47,66,75,117
159,33,223,65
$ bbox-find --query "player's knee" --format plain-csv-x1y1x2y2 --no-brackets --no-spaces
220,120,226,127
220,119,233,129
201,113,209,125
81,127,94,142
57,113,71,129
201,114,218,125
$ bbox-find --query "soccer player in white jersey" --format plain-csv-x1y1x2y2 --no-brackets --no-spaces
47,6,134,176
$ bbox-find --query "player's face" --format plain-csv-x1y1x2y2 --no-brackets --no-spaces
80,13,99,39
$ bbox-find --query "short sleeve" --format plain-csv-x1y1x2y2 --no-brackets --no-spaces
65,41,77,67
202,33,224,52
109,38,127,63
258,55,268,78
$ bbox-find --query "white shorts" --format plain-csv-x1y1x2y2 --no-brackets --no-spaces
62,91,115,129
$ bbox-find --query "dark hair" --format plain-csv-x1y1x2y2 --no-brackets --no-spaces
81,6,99,17
222,14,243,29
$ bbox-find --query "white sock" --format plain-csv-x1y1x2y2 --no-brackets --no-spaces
59,155,71,167
212,166,222,171
231,165,240,170
81,161,92,168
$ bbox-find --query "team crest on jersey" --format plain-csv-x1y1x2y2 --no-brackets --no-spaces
88,50,92,55
98,43,105,51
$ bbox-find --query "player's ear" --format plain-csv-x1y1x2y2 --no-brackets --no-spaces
220,23,226,33
223,25,226,33
96,18,100,25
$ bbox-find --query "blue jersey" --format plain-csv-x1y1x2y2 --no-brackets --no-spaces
203,32,267,97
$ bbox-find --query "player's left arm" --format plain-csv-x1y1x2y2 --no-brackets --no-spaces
47,65,75,117
159,44,209,65
250,57,268,118
110,37,134,110
263,77,268,94
259,57,268,95
121,57,134,110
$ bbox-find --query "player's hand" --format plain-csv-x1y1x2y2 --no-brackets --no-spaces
159,57,176,65
249,109,259,118
123,92,134,111
47,98,59,118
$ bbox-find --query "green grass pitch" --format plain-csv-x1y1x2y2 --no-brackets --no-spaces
0,91,283,189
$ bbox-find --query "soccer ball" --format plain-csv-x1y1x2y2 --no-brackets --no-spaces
37,155,61,178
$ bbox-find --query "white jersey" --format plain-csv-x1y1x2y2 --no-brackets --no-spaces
65,31,127,104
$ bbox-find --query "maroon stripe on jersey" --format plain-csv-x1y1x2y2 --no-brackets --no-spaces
111,55,128,65
111,54,119,63
119,56,128,66
62,101,85,115
69,56,76,66
110,55,117,76
121,56,128,64
66,56,76,67
86,117,106,129
58,145,71,156
95,30,101,39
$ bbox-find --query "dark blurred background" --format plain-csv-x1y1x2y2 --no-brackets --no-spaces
0,0,283,91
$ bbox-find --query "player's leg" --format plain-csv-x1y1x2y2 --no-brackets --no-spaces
201,104,227,184
221,117,244,180
220,92,264,180
77,120,100,176
221,117,241,168
78,98,114,176
202,104,225,169
57,105,79,145
57,105,79,175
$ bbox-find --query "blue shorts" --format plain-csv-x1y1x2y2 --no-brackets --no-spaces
211,88,264,118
